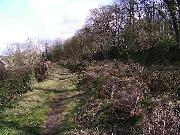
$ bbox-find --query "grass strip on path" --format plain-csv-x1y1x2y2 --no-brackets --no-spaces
0,65,78,135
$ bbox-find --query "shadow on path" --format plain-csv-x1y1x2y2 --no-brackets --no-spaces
0,119,40,135
39,87,86,135
34,87,77,94
39,92,66,135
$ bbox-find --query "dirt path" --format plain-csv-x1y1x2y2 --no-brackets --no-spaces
40,95,64,135
36,66,77,135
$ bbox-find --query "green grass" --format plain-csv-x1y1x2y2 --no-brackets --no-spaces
0,89,51,135
0,66,78,135
57,98,80,134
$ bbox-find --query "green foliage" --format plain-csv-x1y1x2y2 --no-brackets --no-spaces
141,97,153,108
93,101,112,127
34,61,48,82
58,99,80,134
156,37,175,50
62,61,86,73
48,44,63,61
130,115,141,126
89,77,102,98
0,68,32,107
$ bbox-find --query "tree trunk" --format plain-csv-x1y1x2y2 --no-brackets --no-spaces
164,0,180,48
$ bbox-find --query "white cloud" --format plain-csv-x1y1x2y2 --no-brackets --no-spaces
28,0,111,39
0,0,111,54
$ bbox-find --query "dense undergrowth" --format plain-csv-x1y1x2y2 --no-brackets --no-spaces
45,2,180,133
60,61,180,134
0,0,180,134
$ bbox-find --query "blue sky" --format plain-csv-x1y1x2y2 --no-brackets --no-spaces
0,0,111,54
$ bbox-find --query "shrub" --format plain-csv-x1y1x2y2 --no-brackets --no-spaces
145,69,180,95
62,60,86,73
76,62,146,133
0,67,32,106
76,62,180,134
141,102,180,135
0,66,6,81
34,61,48,82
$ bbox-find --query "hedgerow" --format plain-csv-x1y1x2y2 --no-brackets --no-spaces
0,67,32,107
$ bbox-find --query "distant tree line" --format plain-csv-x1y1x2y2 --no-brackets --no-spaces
48,0,180,64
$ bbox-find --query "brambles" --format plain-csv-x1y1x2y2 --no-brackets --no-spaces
142,102,180,135
147,69,180,94
67,61,180,134
74,62,145,133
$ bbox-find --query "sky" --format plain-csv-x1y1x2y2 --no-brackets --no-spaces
0,0,112,54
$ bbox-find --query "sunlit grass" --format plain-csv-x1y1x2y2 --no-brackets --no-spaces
55,94,80,135
0,89,51,135
0,67,78,135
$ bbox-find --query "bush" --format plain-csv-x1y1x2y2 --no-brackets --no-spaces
0,66,6,81
34,61,48,82
61,60,86,73
76,62,180,134
0,67,32,106
76,62,146,133
143,68,180,95
142,102,180,134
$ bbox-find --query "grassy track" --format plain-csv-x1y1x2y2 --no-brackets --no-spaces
0,65,78,135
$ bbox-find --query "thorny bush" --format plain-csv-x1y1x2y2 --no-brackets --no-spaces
75,62,180,134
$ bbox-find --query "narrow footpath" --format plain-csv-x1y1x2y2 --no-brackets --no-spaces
39,66,77,135
0,64,79,135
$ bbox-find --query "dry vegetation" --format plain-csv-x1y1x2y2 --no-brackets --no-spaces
45,2,180,133
64,62,178,134
0,0,180,134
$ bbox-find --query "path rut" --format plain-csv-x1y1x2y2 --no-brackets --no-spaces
39,67,75,135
